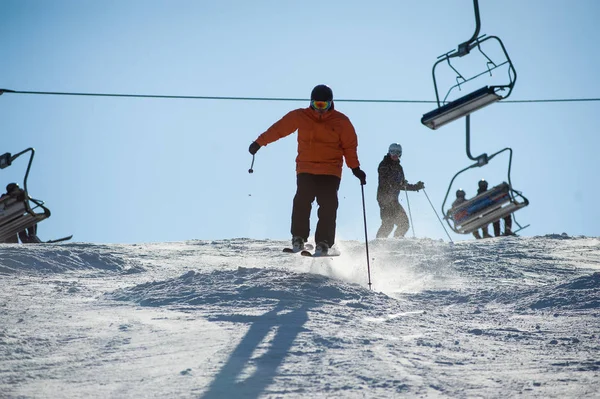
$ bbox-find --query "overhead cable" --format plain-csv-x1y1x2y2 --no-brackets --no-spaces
1,88,599,104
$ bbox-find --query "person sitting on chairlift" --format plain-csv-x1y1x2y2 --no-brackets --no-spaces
0,183,19,243
450,188,489,239
0,183,38,244
452,189,467,209
477,179,513,237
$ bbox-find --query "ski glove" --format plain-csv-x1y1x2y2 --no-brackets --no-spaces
249,141,261,155
415,181,425,191
352,167,367,185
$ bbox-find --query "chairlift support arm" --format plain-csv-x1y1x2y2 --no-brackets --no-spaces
426,0,517,111
456,0,481,57
465,115,488,165
11,148,36,195
0,148,45,208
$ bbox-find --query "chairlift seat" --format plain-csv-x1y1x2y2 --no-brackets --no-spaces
0,194,49,243
448,182,527,235
422,86,502,130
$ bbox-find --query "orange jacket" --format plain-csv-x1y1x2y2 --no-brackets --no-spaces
255,106,360,178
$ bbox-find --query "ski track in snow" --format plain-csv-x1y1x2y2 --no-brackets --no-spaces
0,235,599,398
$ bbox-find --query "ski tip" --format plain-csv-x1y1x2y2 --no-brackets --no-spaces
300,250,341,257
46,235,73,243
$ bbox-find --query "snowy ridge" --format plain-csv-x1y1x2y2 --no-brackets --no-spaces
0,243,145,274
106,268,389,310
1,235,599,398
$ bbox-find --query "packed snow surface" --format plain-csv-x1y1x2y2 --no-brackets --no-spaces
1,235,599,398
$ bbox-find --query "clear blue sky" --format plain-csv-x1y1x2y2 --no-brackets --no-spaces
1,0,599,243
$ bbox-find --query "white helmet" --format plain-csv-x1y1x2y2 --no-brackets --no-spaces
388,143,402,157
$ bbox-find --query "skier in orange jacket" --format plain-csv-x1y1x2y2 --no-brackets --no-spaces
249,84,366,255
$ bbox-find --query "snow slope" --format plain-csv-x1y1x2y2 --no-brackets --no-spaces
1,235,599,398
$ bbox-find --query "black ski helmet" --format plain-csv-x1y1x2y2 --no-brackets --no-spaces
456,189,466,198
310,84,333,102
6,182,18,192
478,179,488,190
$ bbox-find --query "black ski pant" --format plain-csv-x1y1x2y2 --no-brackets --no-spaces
291,173,341,247
376,200,409,238
493,214,513,236
474,225,490,239
18,224,38,243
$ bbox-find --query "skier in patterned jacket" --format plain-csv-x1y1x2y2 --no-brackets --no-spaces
376,143,424,238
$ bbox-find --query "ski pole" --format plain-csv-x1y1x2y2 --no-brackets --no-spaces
422,188,454,244
248,154,255,174
360,184,373,290
404,191,416,238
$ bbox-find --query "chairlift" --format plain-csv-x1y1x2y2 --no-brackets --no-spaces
420,0,529,236
445,181,529,235
440,121,530,235
0,148,72,244
421,0,517,130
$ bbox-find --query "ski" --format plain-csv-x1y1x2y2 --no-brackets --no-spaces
300,249,341,258
46,235,73,243
282,243,313,254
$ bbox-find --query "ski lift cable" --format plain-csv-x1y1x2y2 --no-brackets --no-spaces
0,88,599,104
421,188,454,244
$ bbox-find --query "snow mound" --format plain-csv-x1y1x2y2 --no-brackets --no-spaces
0,243,144,274
106,267,393,311
522,272,600,310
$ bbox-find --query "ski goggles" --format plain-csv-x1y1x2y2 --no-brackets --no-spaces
389,150,401,157
311,100,331,111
